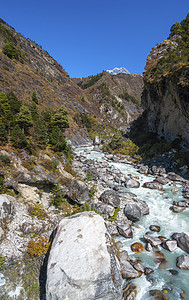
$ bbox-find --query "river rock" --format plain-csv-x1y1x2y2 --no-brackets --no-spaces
135,199,149,216
170,205,186,213
143,182,163,190
123,282,137,300
162,240,177,252
173,201,187,207
133,262,145,273
146,242,153,252
138,164,148,174
94,203,115,219
172,232,189,253
169,269,178,275
100,190,120,208
144,234,162,247
155,177,170,185
121,260,139,279
176,255,189,270
118,250,129,263
144,268,154,275
0,194,14,219
131,242,145,253
149,289,168,300
46,211,123,300
149,225,161,232
124,178,140,188
167,172,185,182
117,223,133,238
67,180,90,204
124,203,141,221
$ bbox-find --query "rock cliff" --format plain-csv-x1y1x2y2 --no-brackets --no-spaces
142,14,189,147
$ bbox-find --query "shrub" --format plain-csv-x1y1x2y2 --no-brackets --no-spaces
26,237,50,258
86,170,93,181
0,154,10,165
28,203,47,220
89,184,98,197
109,207,120,221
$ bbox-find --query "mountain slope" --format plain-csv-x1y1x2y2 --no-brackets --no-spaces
0,18,143,146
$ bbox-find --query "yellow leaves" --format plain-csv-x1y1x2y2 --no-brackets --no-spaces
26,237,50,258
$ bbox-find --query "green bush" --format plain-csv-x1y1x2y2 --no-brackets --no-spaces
32,92,38,104
0,154,10,165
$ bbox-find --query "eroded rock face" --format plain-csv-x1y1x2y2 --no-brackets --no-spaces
142,39,189,147
46,211,123,300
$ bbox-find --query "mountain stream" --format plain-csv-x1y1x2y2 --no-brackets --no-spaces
76,147,189,300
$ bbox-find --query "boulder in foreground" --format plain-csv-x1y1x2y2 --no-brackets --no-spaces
46,211,123,300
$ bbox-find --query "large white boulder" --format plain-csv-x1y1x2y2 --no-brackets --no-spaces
46,211,123,300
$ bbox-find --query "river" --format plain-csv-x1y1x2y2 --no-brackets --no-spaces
76,147,189,300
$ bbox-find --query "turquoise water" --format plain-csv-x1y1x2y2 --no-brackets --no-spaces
76,148,189,300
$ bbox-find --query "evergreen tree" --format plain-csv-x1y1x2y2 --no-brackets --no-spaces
7,91,21,114
11,124,28,148
51,106,69,130
16,104,33,133
30,102,39,122
49,126,67,152
0,121,8,143
0,92,13,134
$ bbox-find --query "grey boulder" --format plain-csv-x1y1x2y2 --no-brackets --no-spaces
124,203,141,222
100,189,120,208
172,232,189,253
176,255,189,270
68,180,90,204
46,211,123,300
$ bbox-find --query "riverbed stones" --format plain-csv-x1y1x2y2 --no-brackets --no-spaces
117,223,133,238
144,234,163,247
144,268,154,275
155,177,170,185
176,255,189,270
133,262,145,273
149,289,168,300
167,172,185,182
124,178,140,188
162,240,177,252
94,203,115,219
123,282,137,300
172,233,189,253
0,194,14,219
143,182,163,190
124,203,141,221
131,242,145,253
170,205,186,213
46,211,123,300
150,225,161,232
120,260,139,279
100,190,120,208
67,180,90,204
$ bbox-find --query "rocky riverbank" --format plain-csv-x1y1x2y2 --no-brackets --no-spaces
0,146,189,299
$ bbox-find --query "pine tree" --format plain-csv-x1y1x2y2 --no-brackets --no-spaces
16,104,33,133
0,92,13,134
7,91,21,114
49,126,67,152
11,124,28,148
51,106,69,130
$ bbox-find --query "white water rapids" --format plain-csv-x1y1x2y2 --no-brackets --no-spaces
76,148,189,300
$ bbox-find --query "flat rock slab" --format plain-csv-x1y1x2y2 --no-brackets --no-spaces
46,211,123,300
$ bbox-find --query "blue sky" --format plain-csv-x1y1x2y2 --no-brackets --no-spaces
0,0,188,77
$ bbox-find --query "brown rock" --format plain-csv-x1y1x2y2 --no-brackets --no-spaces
131,242,145,253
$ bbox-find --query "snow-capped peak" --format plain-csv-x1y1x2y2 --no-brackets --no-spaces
106,67,130,75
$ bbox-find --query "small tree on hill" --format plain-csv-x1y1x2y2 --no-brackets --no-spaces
51,106,69,130
16,104,33,134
